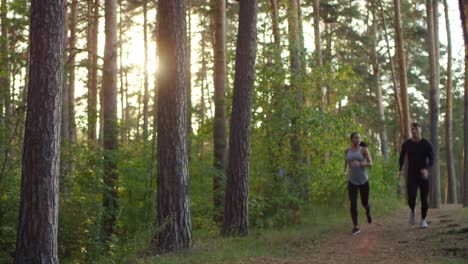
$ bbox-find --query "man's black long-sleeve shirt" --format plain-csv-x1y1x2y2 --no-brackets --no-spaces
399,138,434,176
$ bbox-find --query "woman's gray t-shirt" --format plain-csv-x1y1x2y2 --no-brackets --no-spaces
346,147,368,185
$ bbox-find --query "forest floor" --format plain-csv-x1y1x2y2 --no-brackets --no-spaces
241,204,468,264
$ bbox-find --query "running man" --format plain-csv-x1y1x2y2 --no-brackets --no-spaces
398,122,434,228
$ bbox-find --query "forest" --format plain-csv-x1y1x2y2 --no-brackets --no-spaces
1,0,468,263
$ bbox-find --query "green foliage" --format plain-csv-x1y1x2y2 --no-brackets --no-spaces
189,157,219,234
0,137,21,263
55,141,160,263
58,143,104,263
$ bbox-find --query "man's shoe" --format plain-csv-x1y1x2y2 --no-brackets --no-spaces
420,218,428,229
409,212,416,225
352,226,361,235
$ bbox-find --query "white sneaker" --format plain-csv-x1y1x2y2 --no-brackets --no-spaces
409,212,416,225
420,218,428,229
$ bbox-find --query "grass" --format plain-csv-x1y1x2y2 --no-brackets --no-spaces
431,258,468,264
130,198,404,264
429,206,468,264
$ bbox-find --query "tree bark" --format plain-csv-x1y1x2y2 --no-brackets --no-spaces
213,0,227,224
393,0,410,140
0,0,9,127
153,0,192,251
186,0,192,160
269,0,281,52
14,0,64,262
313,0,323,109
288,0,302,105
199,29,207,160
119,0,126,143
0,0,9,239
143,0,149,141
221,0,257,237
460,0,468,207
287,0,303,167
444,0,457,204
62,1,70,143
87,0,99,144
102,0,119,240
325,23,332,106
68,0,77,142
427,0,441,208
296,0,306,79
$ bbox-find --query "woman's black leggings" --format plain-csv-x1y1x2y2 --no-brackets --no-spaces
407,174,429,219
348,181,370,226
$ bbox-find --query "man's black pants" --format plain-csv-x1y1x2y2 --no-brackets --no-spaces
407,174,429,219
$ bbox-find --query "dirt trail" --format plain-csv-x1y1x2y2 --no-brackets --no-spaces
243,205,468,264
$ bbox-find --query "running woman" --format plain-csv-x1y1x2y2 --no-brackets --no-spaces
344,132,373,235
398,122,434,228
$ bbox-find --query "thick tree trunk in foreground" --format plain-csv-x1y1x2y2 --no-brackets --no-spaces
153,0,192,251
222,0,258,237
14,0,64,262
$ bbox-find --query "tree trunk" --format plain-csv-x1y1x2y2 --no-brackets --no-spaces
287,0,305,197
0,0,9,127
325,23,332,106
427,0,441,208
287,0,303,165
296,0,306,79
102,0,119,240
143,0,149,141
371,0,389,160
444,0,457,204
62,1,70,143
393,0,410,140
460,0,468,207
88,0,99,143
186,0,192,160
153,0,192,251
221,0,257,237
0,0,9,238
119,0,126,143
288,0,302,105
313,0,323,109
68,0,77,142
125,70,129,140
269,0,281,52
213,0,227,224
14,0,64,262
199,30,207,160
136,89,141,140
